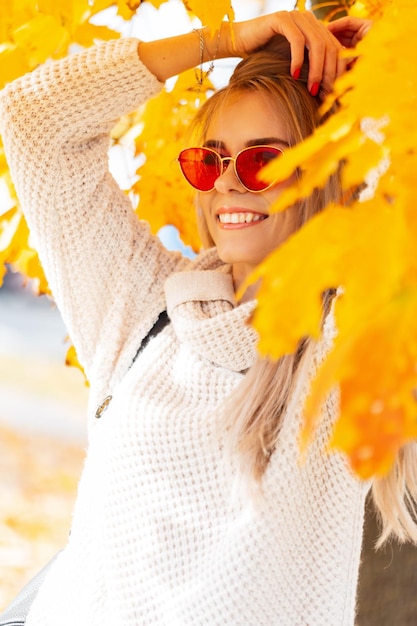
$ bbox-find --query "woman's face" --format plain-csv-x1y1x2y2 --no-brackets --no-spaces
198,90,299,294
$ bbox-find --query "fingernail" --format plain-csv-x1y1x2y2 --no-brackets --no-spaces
310,82,320,97
292,68,301,80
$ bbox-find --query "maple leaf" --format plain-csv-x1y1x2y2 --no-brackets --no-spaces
183,0,234,31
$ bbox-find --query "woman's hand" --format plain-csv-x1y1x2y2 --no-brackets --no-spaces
326,16,372,72
229,11,345,95
227,12,372,95
327,16,372,48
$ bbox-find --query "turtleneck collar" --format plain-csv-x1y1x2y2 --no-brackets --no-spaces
164,250,258,372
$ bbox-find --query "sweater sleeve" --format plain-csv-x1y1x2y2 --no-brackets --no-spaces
0,38,186,385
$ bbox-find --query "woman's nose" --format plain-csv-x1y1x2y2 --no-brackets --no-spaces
213,158,245,193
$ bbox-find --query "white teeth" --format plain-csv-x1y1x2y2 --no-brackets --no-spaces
218,212,266,224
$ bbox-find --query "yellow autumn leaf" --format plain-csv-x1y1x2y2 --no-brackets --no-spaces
133,69,212,250
245,205,349,358
146,0,170,9
65,345,89,385
349,0,388,19
305,288,417,479
12,249,49,295
0,208,21,253
115,0,140,20
241,0,417,478
184,0,234,31
0,44,28,88
73,22,119,47
12,15,70,68
0,207,50,293
89,0,118,13
0,207,19,285
341,136,386,192
297,195,410,439
261,111,360,213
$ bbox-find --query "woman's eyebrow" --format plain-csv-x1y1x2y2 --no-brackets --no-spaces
202,137,290,150
203,139,225,149
246,137,290,148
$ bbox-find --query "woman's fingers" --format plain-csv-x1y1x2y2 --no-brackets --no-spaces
326,16,372,75
266,11,345,95
294,11,345,94
232,11,346,96
327,16,372,48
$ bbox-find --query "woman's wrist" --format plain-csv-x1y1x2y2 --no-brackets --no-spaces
138,32,203,82
137,22,237,82
200,22,236,61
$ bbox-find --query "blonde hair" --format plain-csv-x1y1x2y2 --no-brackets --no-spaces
192,37,417,546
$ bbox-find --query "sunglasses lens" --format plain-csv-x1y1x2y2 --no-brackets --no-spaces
236,146,282,191
178,148,220,192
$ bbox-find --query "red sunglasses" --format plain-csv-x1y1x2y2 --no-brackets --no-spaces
178,145,284,193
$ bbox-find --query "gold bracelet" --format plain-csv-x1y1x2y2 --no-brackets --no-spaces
193,26,221,88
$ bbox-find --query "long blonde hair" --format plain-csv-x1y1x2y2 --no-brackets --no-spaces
192,37,417,546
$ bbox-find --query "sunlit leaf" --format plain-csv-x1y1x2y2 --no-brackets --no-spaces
73,22,119,46
65,345,89,384
184,0,234,31
132,69,212,251
12,15,70,67
0,44,28,88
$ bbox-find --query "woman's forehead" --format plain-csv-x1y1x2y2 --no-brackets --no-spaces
204,90,290,149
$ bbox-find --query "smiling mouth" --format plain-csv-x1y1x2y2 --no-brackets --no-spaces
217,212,268,225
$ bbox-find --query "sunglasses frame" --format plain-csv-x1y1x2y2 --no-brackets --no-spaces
178,144,284,193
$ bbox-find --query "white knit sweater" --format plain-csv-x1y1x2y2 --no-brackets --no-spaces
0,38,369,625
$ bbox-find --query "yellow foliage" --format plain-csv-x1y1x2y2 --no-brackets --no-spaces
0,0,121,294
0,207,49,293
0,1,119,90
349,0,387,19
0,44,28,86
183,0,234,32
132,69,212,251
246,0,417,478
12,15,70,68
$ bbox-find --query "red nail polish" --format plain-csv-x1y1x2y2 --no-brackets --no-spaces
292,68,301,80
310,82,320,97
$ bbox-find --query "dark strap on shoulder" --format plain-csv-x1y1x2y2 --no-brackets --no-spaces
130,310,169,368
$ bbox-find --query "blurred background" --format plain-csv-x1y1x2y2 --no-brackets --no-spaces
0,271,88,608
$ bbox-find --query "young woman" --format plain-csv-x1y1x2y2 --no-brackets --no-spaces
2,10,407,626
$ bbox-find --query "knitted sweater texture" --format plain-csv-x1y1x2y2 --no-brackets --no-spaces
0,38,369,626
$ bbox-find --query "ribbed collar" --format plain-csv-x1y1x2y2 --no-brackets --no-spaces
164,252,258,372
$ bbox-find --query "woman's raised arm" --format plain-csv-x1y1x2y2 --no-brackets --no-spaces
138,11,370,93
